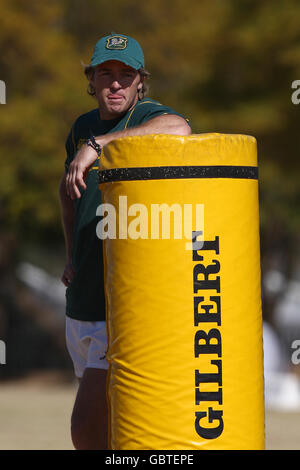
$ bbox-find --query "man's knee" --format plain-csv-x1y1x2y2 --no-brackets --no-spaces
70,368,108,450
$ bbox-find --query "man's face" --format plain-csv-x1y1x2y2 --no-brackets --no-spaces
90,60,144,120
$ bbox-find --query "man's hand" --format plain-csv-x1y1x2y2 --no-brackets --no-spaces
66,144,99,199
61,260,75,287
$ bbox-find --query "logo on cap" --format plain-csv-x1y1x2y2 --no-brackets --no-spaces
106,35,128,50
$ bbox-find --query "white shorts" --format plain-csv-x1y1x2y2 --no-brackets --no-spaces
65,317,109,378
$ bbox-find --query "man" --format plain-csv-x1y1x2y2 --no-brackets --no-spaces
59,33,191,450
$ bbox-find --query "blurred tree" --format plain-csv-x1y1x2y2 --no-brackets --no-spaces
0,0,299,279
0,0,91,245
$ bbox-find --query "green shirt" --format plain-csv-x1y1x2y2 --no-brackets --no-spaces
64,97,190,321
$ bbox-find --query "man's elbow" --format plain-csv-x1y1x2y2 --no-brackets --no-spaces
168,115,192,136
178,119,192,136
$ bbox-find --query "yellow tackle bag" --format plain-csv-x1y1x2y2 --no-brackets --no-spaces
98,134,265,450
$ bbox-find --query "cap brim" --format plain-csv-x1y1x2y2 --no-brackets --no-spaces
91,51,143,70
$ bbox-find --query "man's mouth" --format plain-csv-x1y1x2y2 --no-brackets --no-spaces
108,94,123,101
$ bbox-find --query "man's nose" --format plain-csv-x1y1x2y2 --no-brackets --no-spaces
110,78,122,90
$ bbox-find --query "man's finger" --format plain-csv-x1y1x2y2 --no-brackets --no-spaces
70,171,81,199
61,265,75,286
72,184,82,200
61,273,69,286
68,168,87,199
76,173,87,192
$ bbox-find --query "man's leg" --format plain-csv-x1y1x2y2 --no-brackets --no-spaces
71,368,108,450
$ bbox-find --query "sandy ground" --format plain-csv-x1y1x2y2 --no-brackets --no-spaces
0,374,76,450
0,373,299,450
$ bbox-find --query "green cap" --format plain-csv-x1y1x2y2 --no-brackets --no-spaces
91,33,145,70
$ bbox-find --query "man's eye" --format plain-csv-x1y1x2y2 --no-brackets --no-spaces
98,70,110,77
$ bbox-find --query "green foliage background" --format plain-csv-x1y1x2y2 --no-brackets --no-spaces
1,0,300,276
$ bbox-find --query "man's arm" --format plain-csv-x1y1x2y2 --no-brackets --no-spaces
59,173,76,286
97,114,191,146
66,114,191,199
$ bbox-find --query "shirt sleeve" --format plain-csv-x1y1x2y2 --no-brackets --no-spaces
126,99,191,128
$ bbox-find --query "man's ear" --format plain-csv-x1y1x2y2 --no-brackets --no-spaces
137,74,145,91
89,72,95,89
86,66,96,89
